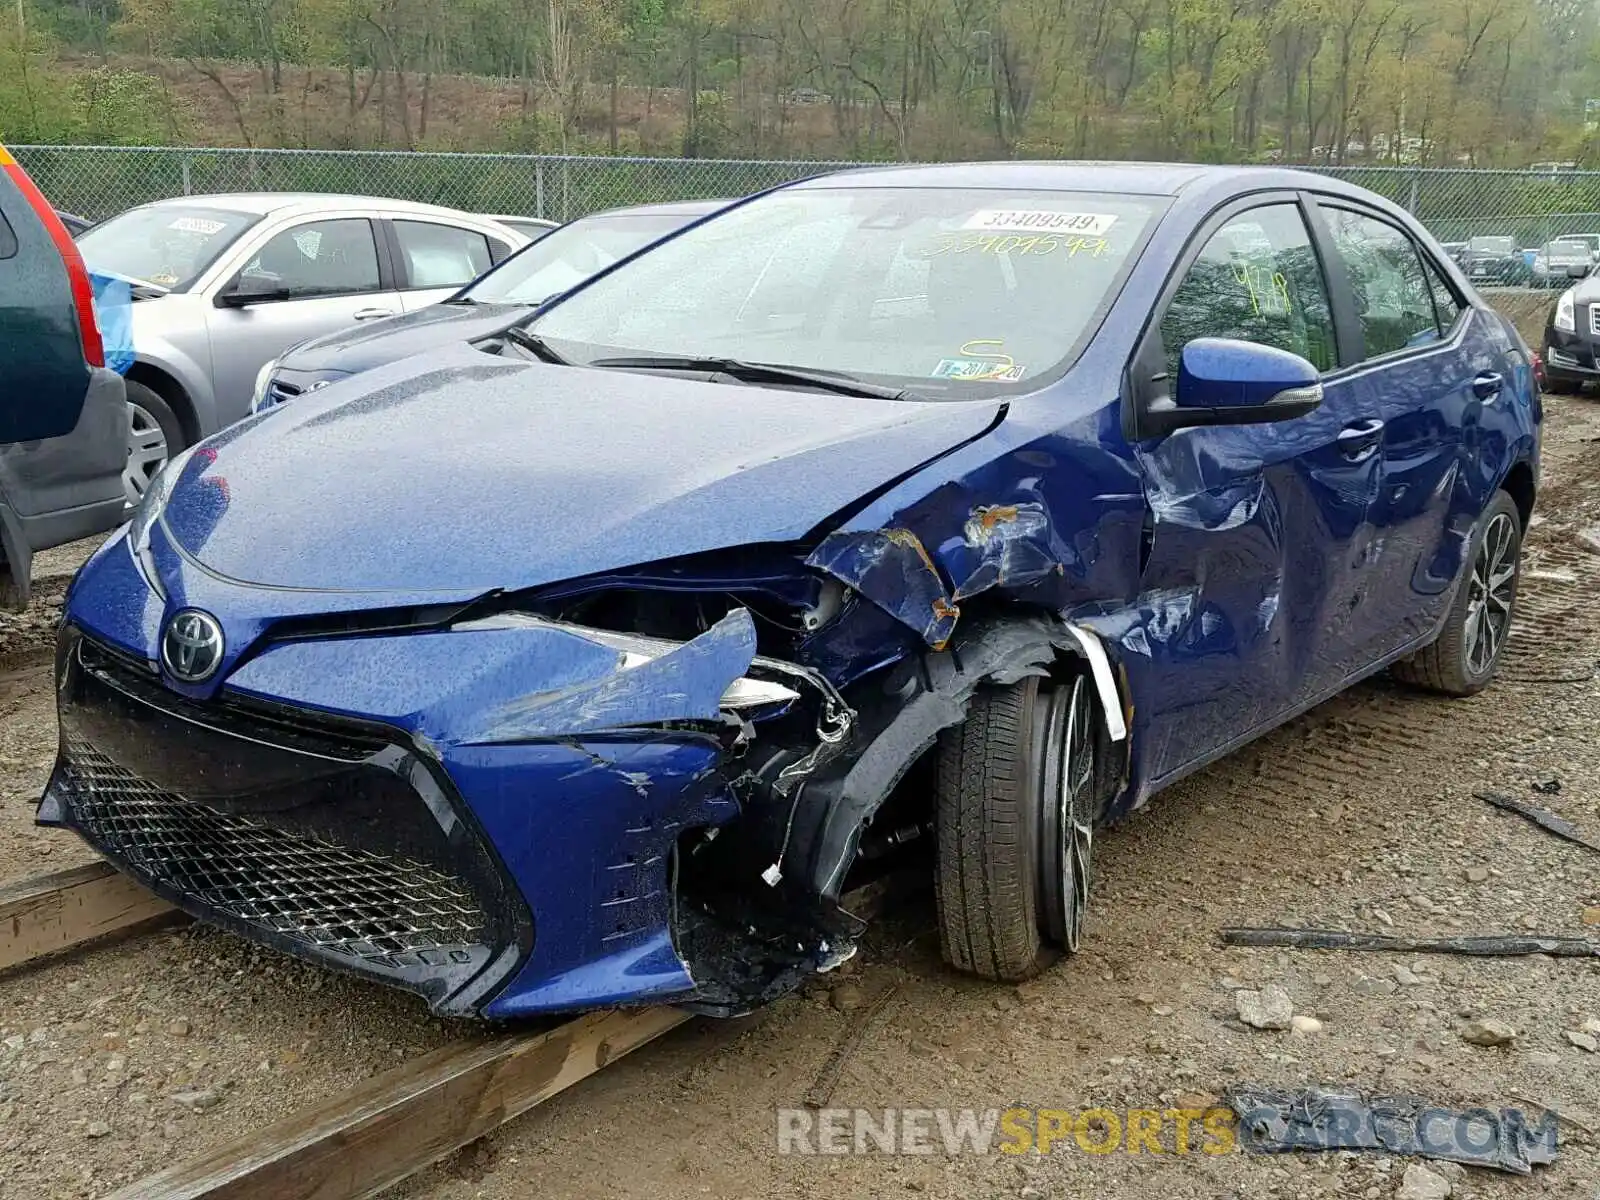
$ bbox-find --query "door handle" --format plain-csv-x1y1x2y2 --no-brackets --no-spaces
1336,418,1385,459
1473,371,1504,400
352,307,394,321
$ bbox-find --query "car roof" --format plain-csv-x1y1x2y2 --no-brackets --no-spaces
581,198,731,220
129,192,512,222
785,160,1376,199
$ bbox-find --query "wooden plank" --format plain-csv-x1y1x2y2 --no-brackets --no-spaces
111,1005,693,1200
109,872,918,1200
0,861,176,972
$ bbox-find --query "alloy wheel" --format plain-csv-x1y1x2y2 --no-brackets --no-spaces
1464,512,1517,677
122,401,170,507
1036,676,1094,951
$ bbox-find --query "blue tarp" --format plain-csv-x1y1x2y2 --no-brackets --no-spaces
88,271,134,376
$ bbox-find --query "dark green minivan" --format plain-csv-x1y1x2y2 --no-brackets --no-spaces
0,144,128,606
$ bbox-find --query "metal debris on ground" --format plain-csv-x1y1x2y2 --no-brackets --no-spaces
1478,791,1600,855
802,982,900,1110
1227,1086,1559,1174
1219,927,1599,958
1530,778,1562,795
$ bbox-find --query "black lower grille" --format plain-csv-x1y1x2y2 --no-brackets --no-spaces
62,740,489,971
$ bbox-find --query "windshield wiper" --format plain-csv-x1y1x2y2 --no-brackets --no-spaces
499,325,569,365
588,355,918,401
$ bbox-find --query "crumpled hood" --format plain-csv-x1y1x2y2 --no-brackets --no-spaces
279,302,533,374
160,343,1003,594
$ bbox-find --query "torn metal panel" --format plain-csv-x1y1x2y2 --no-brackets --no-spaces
1228,1086,1558,1174
947,501,1069,601
800,616,1126,900
806,528,960,649
473,608,758,742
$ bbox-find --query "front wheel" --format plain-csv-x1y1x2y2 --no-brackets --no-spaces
934,672,1098,982
1392,490,1522,696
122,381,185,508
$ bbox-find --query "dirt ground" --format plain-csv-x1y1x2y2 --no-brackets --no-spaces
3,390,1600,1199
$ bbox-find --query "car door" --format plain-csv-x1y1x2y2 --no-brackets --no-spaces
388,219,504,312
1128,196,1383,786
1311,199,1494,665
205,216,403,424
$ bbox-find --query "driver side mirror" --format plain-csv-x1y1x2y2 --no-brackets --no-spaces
216,272,290,308
1143,338,1323,436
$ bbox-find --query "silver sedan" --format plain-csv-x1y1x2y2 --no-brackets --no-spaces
77,193,529,502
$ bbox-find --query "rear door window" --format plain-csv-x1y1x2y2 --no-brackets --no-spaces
394,221,494,289
1322,208,1440,359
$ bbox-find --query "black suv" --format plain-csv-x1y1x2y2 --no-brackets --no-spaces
0,145,128,606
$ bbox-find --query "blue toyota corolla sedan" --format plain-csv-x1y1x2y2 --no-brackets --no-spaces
42,163,1540,1019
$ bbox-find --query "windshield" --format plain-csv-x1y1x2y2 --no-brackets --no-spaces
528,187,1164,397
465,210,700,305
77,204,259,291
1468,237,1514,253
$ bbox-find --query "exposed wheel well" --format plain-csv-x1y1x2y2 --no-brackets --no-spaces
126,364,198,448
1501,461,1536,532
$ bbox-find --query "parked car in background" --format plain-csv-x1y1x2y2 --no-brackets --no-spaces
1459,235,1522,284
55,210,93,237
1539,269,1600,391
254,198,724,412
49,162,1539,1020
0,146,127,606
76,193,528,503
1560,232,1600,260
482,214,559,241
1440,241,1466,264
1532,238,1594,288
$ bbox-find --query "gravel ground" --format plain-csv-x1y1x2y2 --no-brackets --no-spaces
3,386,1599,1199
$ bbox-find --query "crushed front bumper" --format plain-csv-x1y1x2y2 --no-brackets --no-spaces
41,599,832,1018
42,629,534,1015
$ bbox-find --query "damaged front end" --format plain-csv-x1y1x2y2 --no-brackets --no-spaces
45,502,1128,1021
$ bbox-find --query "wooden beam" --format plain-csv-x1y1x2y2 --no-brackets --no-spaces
0,861,176,972
109,1005,692,1200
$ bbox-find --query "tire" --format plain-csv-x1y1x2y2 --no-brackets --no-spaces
1392,490,1523,696
123,381,185,507
935,671,1098,982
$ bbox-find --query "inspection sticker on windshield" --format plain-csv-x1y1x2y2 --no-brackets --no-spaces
933,357,1025,382
168,216,226,236
962,209,1117,236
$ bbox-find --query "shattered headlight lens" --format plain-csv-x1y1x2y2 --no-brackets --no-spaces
594,630,803,711
1556,288,1577,332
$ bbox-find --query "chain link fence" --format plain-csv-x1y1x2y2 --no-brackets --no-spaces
16,144,1600,254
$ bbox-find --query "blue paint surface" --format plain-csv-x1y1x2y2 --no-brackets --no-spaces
61,161,1542,1014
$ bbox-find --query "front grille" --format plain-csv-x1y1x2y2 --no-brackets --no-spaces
61,740,490,972
267,378,303,406
1587,305,1600,337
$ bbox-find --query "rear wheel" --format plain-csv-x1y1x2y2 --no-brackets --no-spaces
122,381,184,507
935,671,1097,981
1392,490,1522,696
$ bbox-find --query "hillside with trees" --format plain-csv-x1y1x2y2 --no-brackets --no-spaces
2,0,1599,165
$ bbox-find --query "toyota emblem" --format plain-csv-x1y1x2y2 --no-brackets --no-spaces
161,609,225,683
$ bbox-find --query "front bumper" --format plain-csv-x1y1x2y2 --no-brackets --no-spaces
42,628,534,1015
1542,322,1600,378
